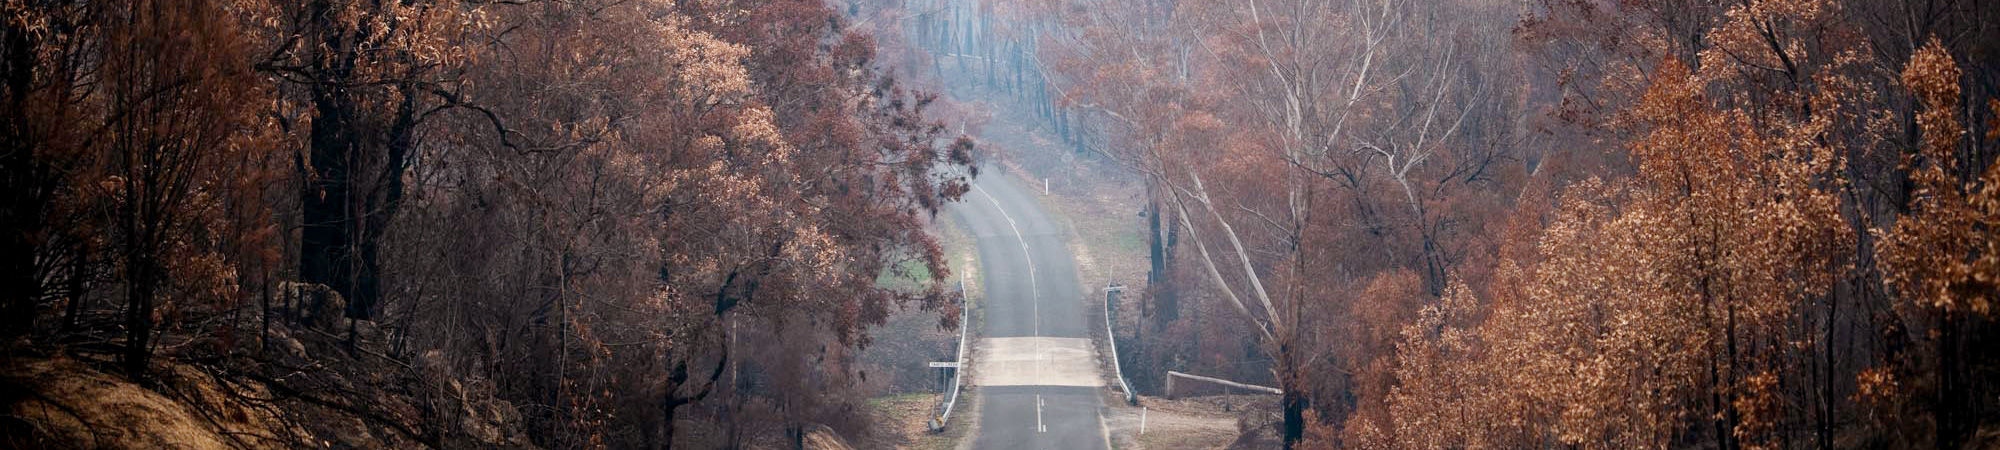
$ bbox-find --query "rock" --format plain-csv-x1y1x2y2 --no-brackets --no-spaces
351,319,384,342
461,411,503,444
276,281,345,330
270,328,307,359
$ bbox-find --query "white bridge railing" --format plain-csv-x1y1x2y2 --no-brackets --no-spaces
930,271,971,431
1105,284,1136,405
1164,371,1282,398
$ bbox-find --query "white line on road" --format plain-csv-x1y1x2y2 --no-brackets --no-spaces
1036,395,1046,433
975,183,1040,337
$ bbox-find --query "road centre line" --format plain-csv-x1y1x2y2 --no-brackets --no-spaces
975,184,1039,337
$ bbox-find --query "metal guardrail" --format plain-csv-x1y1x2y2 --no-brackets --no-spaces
1163,370,1283,397
1105,284,1137,405
931,272,972,431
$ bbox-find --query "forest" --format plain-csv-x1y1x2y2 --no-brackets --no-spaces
0,0,1996,449
959,0,1998,448
0,0,977,447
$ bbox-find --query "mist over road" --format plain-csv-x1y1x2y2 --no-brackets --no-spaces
948,170,1109,450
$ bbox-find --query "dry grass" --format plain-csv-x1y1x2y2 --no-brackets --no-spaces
861,346,981,450
2,357,303,449
1104,395,1277,450
864,392,974,450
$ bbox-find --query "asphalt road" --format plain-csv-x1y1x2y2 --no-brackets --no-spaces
948,171,1109,450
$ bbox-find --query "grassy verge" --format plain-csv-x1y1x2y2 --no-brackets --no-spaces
1117,395,1274,450
863,213,982,449
867,390,980,450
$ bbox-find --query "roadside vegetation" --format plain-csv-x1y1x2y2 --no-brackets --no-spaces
0,0,977,448
898,0,2000,448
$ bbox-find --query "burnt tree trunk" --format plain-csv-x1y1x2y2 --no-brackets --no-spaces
296,2,418,323
1274,333,1308,449
298,0,362,316
121,248,157,379
0,23,48,340
300,78,357,320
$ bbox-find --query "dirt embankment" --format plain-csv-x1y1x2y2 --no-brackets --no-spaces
2,357,297,449
3,304,537,450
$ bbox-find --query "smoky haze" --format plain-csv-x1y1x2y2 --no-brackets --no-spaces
1,0,1997,449
892,0,2000,448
